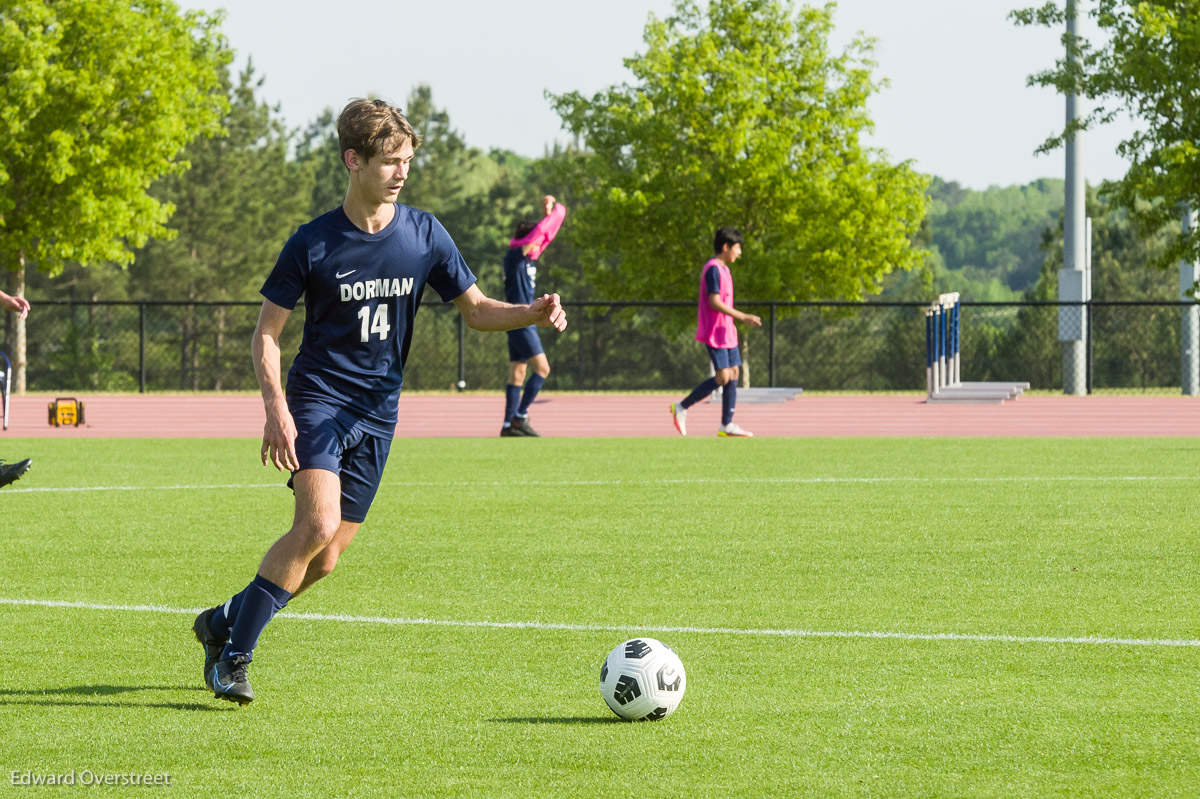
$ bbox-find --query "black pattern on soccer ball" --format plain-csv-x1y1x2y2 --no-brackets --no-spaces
600,662,608,683
612,674,642,705
624,639,652,659
657,665,681,691
642,707,669,721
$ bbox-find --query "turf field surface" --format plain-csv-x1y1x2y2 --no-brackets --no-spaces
2,437,1197,797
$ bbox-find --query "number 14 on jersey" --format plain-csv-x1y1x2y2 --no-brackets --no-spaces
357,304,391,342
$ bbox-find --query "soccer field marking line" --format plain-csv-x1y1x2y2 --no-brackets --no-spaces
6,474,1197,494
1,597,1197,650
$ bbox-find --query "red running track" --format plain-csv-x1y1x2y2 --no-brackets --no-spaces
4,393,1197,438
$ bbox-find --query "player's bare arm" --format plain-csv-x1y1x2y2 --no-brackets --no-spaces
707,294,762,327
252,299,299,471
0,290,30,319
453,284,568,332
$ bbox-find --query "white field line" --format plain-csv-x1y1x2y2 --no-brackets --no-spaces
1,597,1196,649
5,474,1197,494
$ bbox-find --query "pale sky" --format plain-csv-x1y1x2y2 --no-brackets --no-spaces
179,0,1137,191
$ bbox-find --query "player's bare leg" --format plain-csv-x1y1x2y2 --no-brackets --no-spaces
205,469,342,704
294,519,363,597
258,469,344,593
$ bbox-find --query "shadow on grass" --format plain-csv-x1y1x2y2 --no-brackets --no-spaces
489,716,625,725
0,684,232,712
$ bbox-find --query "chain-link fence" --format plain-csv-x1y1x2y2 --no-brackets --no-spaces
2,298,1197,394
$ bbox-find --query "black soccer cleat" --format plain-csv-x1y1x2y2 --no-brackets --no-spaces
500,423,527,437
210,655,254,705
510,417,540,437
0,458,32,488
192,607,228,688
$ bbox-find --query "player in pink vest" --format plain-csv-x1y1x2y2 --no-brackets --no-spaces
670,227,761,436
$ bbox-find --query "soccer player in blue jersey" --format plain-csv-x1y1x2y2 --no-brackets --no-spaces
500,195,566,436
192,99,567,705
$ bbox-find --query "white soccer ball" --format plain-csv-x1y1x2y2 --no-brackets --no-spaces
600,637,687,721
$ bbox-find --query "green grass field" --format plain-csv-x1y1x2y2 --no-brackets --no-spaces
2,437,1198,797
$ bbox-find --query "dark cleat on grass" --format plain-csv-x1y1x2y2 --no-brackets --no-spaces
0,458,32,488
210,655,254,705
193,607,228,688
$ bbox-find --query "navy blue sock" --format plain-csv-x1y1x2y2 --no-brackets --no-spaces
210,588,249,639
517,374,545,416
222,574,292,661
503,384,521,425
681,377,719,410
722,381,737,426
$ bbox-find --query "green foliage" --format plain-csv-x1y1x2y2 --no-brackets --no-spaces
124,62,311,302
1012,187,1180,389
1011,0,1200,270
883,178,1066,301
294,108,345,219
549,0,929,304
47,309,137,391
0,0,230,274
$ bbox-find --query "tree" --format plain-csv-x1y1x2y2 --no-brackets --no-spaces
0,0,229,273
1011,0,1200,271
126,62,312,388
548,0,928,304
295,108,345,220
0,0,229,389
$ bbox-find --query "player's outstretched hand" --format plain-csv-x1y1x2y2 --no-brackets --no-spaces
1,293,30,319
744,313,763,328
530,293,567,331
261,402,299,472
543,195,556,215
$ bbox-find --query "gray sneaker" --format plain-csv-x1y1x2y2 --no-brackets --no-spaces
500,422,527,437
510,416,540,437
210,655,254,705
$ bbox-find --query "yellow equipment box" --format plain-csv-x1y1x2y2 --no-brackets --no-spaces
49,397,85,427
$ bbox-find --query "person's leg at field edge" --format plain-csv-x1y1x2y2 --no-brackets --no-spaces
502,360,527,435
714,349,750,436
512,352,549,436
671,350,737,436
202,469,347,705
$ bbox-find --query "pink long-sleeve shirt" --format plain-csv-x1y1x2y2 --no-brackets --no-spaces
508,203,566,260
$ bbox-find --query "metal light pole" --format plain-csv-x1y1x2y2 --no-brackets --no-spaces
1058,0,1090,395
1181,203,1199,395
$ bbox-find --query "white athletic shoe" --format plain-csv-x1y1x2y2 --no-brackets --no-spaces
670,402,687,436
718,422,753,437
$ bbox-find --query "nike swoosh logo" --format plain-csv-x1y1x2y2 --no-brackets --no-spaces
335,270,356,279
213,673,234,691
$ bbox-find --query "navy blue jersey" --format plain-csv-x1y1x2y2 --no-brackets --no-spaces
261,204,477,437
503,247,537,305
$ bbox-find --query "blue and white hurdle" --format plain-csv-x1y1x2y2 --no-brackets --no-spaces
925,293,1028,404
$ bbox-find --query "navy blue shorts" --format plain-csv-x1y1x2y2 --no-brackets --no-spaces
290,403,393,524
706,345,742,370
507,325,544,362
